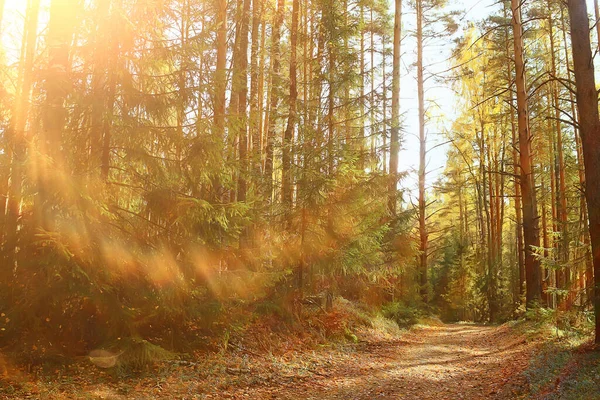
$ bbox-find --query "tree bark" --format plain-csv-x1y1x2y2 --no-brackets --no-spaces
389,0,401,215
265,0,285,206
282,0,299,229
511,0,542,308
416,0,428,303
567,0,600,344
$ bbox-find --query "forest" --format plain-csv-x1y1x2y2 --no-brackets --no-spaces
0,0,599,398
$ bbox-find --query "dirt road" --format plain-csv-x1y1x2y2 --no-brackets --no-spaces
4,324,537,399
223,324,536,400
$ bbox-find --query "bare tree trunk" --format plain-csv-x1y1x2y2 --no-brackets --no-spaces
594,0,600,53
548,1,569,308
416,0,428,303
511,0,542,308
214,0,227,134
90,0,111,175
265,0,285,206
36,0,77,230
4,0,40,267
233,0,250,202
283,0,299,229
389,0,401,215
504,3,525,300
250,0,262,179
567,0,600,344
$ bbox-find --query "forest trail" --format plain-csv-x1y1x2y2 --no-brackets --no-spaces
216,323,537,400
4,323,539,399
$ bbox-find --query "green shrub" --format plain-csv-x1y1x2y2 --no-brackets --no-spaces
381,301,420,327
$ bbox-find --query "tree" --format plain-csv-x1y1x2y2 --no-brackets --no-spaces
511,0,542,308
283,0,299,229
566,0,600,344
389,0,401,217
4,0,41,266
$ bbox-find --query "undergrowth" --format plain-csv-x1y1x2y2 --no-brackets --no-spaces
518,308,598,400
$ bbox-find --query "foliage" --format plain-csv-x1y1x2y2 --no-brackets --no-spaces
381,301,421,328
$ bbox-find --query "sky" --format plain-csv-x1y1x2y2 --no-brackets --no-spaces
397,0,499,199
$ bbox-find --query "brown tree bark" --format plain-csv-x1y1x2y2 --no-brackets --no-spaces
511,0,542,308
282,0,299,229
566,0,600,344
416,0,428,303
250,0,262,178
504,3,525,299
548,1,569,308
214,0,227,144
264,0,285,206
232,0,251,205
389,0,401,215
594,0,600,54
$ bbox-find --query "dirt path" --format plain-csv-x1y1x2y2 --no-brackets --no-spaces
220,324,537,400
3,324,538,399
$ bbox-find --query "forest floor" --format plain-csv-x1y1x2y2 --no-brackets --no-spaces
0,323,543,399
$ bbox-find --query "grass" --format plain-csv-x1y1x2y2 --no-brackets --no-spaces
517,308,599,399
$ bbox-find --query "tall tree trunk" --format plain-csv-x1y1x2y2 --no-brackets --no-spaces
230,0,251,251
265,0,285,206
90,0,111,175
37,0,77,230
389,0,401,215
214,0,227,184
233,0,250,203
567,0,600,344
359,5,365,169
594,0,600,53
504,5,525,299
561,4,593,308
250,0,262,179
283,0,299,229
511,0,542,308
416,0,428,303
548,1,569,308
101,10,119,182
4,0,40,267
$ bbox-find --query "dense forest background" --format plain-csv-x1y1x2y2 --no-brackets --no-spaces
0,0,599,363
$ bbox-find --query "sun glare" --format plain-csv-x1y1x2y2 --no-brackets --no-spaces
3,0,27,13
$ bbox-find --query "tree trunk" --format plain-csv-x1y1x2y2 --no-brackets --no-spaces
90,0,111,175
416,0,428,303
282,0,299,229
511,0,542,308
265,0,285,206
389,0,401,215
4,0,40,267
233,0,250,203
548,1,569,308
504,2,525,301
594,0,600,54
37,0,77,230
567,0,600,344
250,0,262,179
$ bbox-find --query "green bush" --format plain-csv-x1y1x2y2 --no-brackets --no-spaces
381,301,420,327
